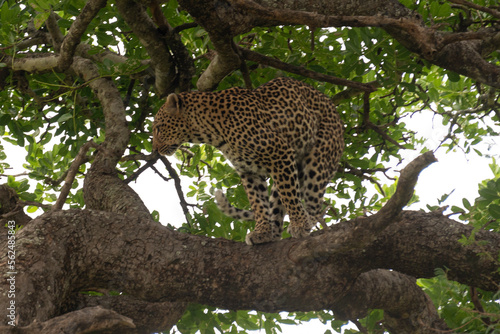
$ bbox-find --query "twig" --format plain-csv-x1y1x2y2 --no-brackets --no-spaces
19,200,52,210
158,154,192,226
360,97,406,149
0,172,29,178
238,46,375,92
52,140,98,211
470,287,494,326
332,81,380,104
179,147,213,168
340,163,391,195
234,41,253,89
447,0,500,19
124,155,160,184
0,200,52,219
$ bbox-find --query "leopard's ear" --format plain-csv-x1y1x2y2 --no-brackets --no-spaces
165,93,183,115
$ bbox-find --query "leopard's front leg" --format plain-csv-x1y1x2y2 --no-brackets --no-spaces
239,173,281,245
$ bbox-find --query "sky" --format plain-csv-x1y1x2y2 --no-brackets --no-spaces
2,108,499,334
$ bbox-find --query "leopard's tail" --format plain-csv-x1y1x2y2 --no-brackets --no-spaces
214,190,254,221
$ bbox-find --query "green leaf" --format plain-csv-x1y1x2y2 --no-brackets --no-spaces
478,188,500,202
33,11,50,30
462,198,471,210
488,204,500,219
447,71,460,82
26,205,38,213
57,113,74,123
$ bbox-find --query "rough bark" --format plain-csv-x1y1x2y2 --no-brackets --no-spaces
1,205,498,332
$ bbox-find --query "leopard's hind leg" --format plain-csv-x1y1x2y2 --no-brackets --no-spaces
298,116,344,231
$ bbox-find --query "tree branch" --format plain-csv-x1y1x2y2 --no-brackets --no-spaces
45,11,64,50
70,57,129,171
238,47,375,92
447,0,500,19
369,151,437,229
3,206,499,332
76,295,187,333
225,0,500,88
228,0,417,28
53,140,98,210
334,270,451,333
58,0,108,71
158,154,192,225
10,306,136,333
116,0,177,96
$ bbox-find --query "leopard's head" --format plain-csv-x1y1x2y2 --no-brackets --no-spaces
153,93,188,156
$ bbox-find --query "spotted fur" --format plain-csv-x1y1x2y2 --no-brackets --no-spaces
153,77,344,245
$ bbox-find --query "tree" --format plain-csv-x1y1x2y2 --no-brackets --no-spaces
0,0,499,332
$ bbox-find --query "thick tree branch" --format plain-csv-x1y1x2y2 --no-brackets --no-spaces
9,55,59,73
45,11,64,50
228,0,419,29
116,0,177,96
371,151,437,226
3,206,498,332
334,270,451,333
149,0,196,92
75,295,187,333
64,57,149,220
220,0,500,88
70,57,128,171
0,151,495,332
58,0,108,71
9,306,135,333
177,0,253,90
0,148,493,332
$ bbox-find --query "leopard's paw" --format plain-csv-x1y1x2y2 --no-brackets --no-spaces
287,219,314,239
245,230,280,245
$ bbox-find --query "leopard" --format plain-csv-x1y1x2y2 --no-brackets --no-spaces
152,77,344,245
